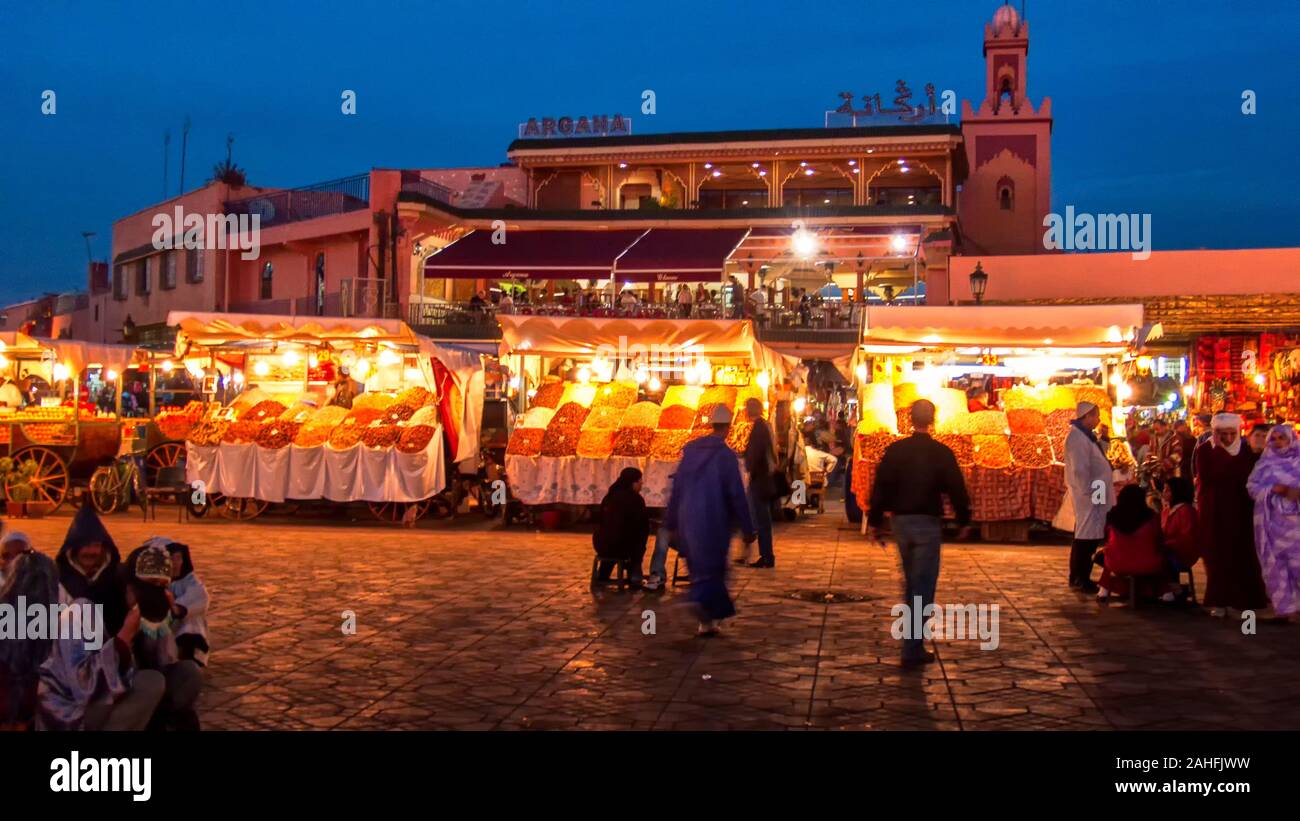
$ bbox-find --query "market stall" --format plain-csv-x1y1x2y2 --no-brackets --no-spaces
848,305,1144,539
497,315,791,511
0,333,137,513
169,312,481,523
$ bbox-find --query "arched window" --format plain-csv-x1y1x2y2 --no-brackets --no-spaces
997,176,1015,211
260,262,273,300
314,253,326,315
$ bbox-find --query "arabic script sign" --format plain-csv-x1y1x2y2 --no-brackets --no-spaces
826,80,950,127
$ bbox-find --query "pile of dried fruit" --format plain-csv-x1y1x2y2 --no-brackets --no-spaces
409,405,440,427
397,424,437,454
726,420,753,454
955,410,1010,436
649,430,688,460
187,419,230,446
382,403,416,424
506,428,545,456
222,419,265,444
239,400,287,424
699,385,738,410
935,433,975,466
1006,408,1047,434
540,402,589,457
582,406,625,430
972,434,1014,469
361,424,402,449
611,426,654,457
256,421,302,449
1044,408,1075,440
576,428,615,458
1009,434,1052,468
896,408,914,436
591,382,637,411
856,432,898,465
395,385,433,409
662,385,703,409
657,404,696,430
692,402,725,430
520,406,556,429
329,408,386,449
353,392,397,412
620,402,662,429
530,382,565,409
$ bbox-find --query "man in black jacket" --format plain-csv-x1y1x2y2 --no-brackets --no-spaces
867,399,971,667
741,397,777,568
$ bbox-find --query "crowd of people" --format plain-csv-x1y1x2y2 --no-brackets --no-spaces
1064,405,1300,620
0,506,209,731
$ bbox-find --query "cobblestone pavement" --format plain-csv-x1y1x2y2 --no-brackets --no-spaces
10,504,1300,730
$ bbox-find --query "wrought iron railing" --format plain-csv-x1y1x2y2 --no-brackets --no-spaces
399,174,454,206
225,173,370,229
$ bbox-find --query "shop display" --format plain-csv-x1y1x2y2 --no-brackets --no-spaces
662,385,703,409
699,385,738,410
1009,433,1053,468
591,382,638,411
395,385,433,409
576,428,616,458
856,430,898,464
582,405,625,430
972,434,1014,469
397,424,437,454
1006,408,1046,434
559,383,597,409
649,429,689,460
955,411,1010,436
725,420,753,454
256,421,302,449
352,392,397,412
520,406,556,429
611,426,654,457
935,433,975,466
155,401,205,440
531,382,565,409
540,402,589,457
361,424,402,449
657,404,696,430
187,419,230,447
507,428,545,456
329,408,386,449
294,406,348,447
621,401,662,429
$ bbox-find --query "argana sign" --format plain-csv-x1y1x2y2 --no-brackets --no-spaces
518,115,632,139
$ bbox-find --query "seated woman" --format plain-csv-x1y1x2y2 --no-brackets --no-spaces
1097,484,1170,601
1161,477,1200,599
593,468,650,587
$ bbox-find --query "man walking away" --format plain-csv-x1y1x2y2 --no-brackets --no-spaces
867,400,971,667
1063,401,1114,593
665,404,757,636
741,397,778,568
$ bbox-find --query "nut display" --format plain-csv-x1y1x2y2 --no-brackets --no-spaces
725,420,752,454
187,419,230,447
649,430,689,460
256,421,302,449
239,400,287,424
395,385,433,409
620,402,662,429
1009,433,1053,468
611,426,654,457
582,406,625,430
955,411,1010,436
576,428,615,458
382,403,416,424
223,419,265,444
506,427,545,456
531,382,565,409
657,405,696,430
856,432,898,465
972,434,1014,469
699,385,738,410
361,424,401,449
397,424,437,454
1006,408,1047,434
328,408,386,449
662,385,703,409
591,382,637,411
540,402,589,457
352,392,397,412
935,433,975,466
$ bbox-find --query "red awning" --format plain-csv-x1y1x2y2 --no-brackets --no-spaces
612,228,749,283
423,229,646,280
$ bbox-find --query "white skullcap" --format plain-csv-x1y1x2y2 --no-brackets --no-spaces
709,404,733,425
1211,413,1243,430
1075,401,1098,419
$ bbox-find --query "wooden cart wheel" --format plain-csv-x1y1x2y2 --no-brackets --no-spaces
5,446,70,513
220,496,267,520
88,465,125,515
145,441,185,487
187,491,221,518
368,499,431,524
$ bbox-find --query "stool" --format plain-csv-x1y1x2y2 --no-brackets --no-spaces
671,553,690,587
591,556,630,589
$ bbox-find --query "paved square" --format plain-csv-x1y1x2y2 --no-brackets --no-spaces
11,505,1300,730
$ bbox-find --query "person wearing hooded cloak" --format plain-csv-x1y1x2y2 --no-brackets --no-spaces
1246,424,1300,618
1194,413,1269,615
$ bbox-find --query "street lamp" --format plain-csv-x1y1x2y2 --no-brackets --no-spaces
969,262,989,305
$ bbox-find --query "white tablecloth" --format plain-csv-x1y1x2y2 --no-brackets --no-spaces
505,451,743,507
186,427,446,503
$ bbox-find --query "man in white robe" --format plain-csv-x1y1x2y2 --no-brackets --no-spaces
1063,401,1114,592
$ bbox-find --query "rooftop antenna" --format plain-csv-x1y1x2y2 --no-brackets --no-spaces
162,129,170,200
178,115,191,196
80,231,96,264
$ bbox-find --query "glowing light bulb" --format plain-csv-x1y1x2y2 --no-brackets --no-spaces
104,369,118,382
378,349,401,367
576,366,591,384
353,358,371,379
404,367,423,383
755,371,771,391
634,367,648,385
185,360,206,379
508,375,521,390
1117,383,1133,401
161,359,174,373
855,363,868,382
792,228,817,259
1109,372,1123,387
1182,384,1194,396
0,354,8,369
282,349,300,367
793,396,807,414
308,353,319,368
232,370,245,385
254,361,270,377
53,363,70,382
1253,373,1265,386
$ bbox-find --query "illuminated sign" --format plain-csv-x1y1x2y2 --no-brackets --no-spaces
518,115,632,139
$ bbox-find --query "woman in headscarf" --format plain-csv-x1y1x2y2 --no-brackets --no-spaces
1193,413,1270,617
1097,484,1167,601
56,505,128,635
0,536,58,729
1161,477,1199,600
166,540,210,667
593,467,650,586
1247,424,1300,619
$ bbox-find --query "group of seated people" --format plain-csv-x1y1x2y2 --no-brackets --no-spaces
1093,478,1199,602
0,506,209,731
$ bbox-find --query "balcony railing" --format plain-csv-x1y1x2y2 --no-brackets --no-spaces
225,173,370,229
228,277,397,320
399,172,454,206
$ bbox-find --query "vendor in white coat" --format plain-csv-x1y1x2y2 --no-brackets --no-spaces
1063,401,1114,593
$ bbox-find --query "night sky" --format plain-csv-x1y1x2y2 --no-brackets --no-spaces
1,0,1296,304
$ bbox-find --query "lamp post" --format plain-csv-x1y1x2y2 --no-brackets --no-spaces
969,261,989,305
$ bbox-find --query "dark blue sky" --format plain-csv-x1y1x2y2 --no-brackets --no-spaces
1,0,1296,304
